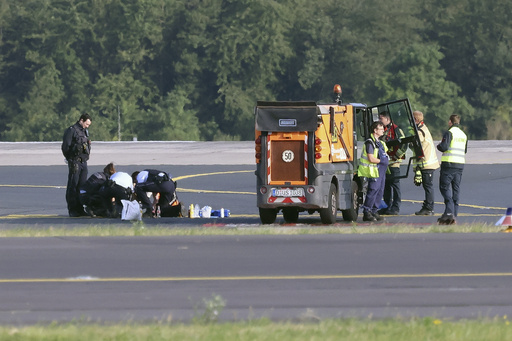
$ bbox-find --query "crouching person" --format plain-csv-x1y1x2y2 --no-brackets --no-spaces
100,171,134,218
79,162,116,217
132,169,182,217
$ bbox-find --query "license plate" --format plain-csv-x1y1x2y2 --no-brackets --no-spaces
272,188,305,197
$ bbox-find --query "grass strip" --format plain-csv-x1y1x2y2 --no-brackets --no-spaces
0,222,506,237
1,317,511,340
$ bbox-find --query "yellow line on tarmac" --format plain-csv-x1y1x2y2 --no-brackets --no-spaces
402,199,506,211
0,214,60,220
173,170,253,181
178,188,254,195
2,272,512,283
0,170,254,191
0,184,65,189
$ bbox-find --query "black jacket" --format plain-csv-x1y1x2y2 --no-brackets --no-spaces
62,122,91,161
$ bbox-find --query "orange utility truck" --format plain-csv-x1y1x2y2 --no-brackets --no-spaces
254,85,423,224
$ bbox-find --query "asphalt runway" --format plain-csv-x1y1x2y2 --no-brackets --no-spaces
2,234,512,324
1,141,512,324
0,163,509,226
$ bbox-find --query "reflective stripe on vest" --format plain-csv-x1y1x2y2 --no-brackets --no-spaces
413,125,439,169
441,126,467,164
358,136,386,178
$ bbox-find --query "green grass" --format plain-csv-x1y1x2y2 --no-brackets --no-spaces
0,222,505,237
1,317,511,340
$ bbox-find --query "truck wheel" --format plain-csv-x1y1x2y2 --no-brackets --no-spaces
259,208,277,224
282,208,299,223
320,183,337,224
342,181,359,221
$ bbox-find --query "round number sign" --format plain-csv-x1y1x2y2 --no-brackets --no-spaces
282,150,294,162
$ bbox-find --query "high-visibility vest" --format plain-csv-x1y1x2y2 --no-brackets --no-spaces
441,126,467,164
414,123,439,170
358,136,387,178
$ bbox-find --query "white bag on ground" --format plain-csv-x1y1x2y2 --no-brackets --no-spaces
121,200,142,221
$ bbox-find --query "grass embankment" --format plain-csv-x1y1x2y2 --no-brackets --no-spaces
0,222,506,237
1,317,511,340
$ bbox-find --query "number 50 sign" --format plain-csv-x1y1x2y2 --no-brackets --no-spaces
282,150,295,162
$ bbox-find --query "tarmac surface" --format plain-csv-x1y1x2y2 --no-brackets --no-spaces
1,140,511,166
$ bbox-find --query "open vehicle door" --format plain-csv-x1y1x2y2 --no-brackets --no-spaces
367,99,424,179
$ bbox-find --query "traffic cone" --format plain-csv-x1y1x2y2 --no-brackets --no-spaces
497,207,512,232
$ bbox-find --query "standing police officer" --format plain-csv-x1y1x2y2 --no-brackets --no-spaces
62,113,92,217
437,114,468,225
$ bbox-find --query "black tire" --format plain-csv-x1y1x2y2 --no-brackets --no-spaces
320,183,337,224
282,208,299,223
259,208,277,224
342,180,359,221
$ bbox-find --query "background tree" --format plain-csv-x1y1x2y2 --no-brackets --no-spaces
375,43,475,138
0,0,510,141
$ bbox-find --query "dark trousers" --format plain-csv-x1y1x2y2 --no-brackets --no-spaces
420,169,436,211
363,173,385,214
135,180,176,212
66,160,88,215
80,193,110,217
383,167,401,212
100,184,132,218
439,167,463,216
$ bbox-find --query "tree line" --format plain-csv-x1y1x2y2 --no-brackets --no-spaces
1,0,511,141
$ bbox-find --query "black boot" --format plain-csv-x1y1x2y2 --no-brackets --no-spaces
363,211,377,222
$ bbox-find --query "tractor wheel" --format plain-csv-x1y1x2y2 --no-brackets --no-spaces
320,183,337,224
259,208,277,224
342,180,359,221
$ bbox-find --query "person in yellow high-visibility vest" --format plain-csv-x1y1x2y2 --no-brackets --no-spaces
412,111,440,216
358,121,389,222
436,114,468,225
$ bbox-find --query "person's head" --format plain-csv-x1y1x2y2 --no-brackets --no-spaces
371,121,385,138
131,171,140,184
79,113,92,129
378,111,391,126
103,162,116,176
413,111,423,124
449,114,460,127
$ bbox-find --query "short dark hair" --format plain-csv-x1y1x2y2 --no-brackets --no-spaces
379,111,390,119
131,171,140,184
371,121,384,132
449,114,460,124
79,113,92,122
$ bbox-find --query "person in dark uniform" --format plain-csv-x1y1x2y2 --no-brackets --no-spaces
358,121,389,222
100,171,134,218
79,162,116,217
379,111,406,215
132,169,182,217
61,113,92,217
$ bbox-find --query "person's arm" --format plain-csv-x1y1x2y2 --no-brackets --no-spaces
437,130,452,152
61,127,74,159
366,142,380,164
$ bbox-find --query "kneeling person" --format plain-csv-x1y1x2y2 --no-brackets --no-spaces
100,171,134,218
132,169,182,217
79,162,116,217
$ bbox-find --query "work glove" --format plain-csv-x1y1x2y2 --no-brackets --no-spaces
414,168,422,186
